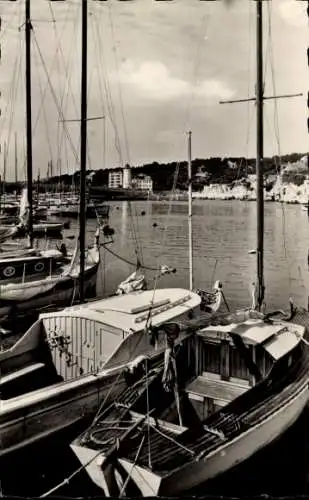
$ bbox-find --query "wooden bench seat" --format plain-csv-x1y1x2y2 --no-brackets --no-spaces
185,376,248,403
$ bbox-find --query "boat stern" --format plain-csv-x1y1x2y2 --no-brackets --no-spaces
70,444,109,495
71,443,162,496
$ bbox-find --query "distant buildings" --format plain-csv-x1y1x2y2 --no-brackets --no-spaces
108,169,123,188
132,174,153,192
108,166,153,192
122,165,132,189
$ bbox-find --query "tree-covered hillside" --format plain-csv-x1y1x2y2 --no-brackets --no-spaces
3,152,304,194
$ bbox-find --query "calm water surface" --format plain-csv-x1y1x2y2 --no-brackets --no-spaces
97,199,309,311
2,200,309,497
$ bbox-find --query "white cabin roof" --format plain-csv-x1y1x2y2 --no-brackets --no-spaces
199,318,305,359
39,288,201,333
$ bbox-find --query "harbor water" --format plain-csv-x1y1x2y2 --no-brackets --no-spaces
2,199,309,497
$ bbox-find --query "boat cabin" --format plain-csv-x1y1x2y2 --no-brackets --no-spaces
0,288,201,400
186,318,305,419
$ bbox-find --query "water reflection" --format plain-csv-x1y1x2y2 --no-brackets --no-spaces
101,200,309,311
120,200,129,247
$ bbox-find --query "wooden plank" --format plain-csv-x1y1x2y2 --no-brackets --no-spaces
185,376,247,402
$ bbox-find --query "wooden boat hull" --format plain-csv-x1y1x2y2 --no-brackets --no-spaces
71,313,309,497
0,369,128,458
72,380,308,497
14,223,63,238
0,255,67,283
157,381,309,495
0,262,98,320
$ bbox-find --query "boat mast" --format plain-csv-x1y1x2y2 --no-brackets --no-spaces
219,1,301,311
256,0,264,311
187,130,193,291
3,141,6,206
79,0,88,304
25,0,33,246
15,132,18,200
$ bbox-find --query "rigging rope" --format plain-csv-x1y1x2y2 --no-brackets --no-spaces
92,3,124,164
91,2,144,269
31,30,80,163
39,447,106,498
151,4,214,289
0,14,22,160
266,1,293,297
49,0,94,171
34,49,54,162
107,1,131,167
106,3,145,267
119,434,145,497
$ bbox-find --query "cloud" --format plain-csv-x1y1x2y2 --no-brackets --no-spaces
118,60,234,103
278,0,307,27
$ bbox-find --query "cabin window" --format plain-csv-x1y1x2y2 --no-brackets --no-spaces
229,346,249,380
204,341,221,375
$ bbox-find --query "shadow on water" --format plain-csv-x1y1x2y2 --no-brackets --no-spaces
0,420,103,498
2,409,309,498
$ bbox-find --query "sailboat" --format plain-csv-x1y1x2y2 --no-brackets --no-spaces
15,188,64,237
186,130,223,313
0,188,70,286
0,0,100,322
115,131,224,312
71,1,309,495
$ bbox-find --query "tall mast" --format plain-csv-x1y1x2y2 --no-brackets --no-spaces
219,0,301,310
256,0,264,310
187,131,193,291
25,0,33,246
3,141,6,203
14,132,18,199
79,0,87,304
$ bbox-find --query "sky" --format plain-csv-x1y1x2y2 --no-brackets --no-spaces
0,0,308,180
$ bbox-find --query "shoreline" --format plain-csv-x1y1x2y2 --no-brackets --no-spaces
148,192,306,205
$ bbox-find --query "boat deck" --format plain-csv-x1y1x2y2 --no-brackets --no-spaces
125,350,308,474
79,308,309,477
85,338,309,476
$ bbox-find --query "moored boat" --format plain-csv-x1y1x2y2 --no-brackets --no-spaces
0,287,201,457
71,307,309,496
0,230,100,321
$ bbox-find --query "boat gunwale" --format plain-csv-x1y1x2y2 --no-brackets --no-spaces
157,346,309,479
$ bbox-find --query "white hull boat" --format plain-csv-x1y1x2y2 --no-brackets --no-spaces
0,288,202,457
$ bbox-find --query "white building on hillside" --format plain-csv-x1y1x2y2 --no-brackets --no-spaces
132,174,153,192
123,165,132,189
108,170,123,188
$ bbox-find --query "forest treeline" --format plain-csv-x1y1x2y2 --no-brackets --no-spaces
69,152,307,192
2,152,306,194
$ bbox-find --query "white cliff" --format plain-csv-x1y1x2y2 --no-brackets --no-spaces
192,156,309,204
